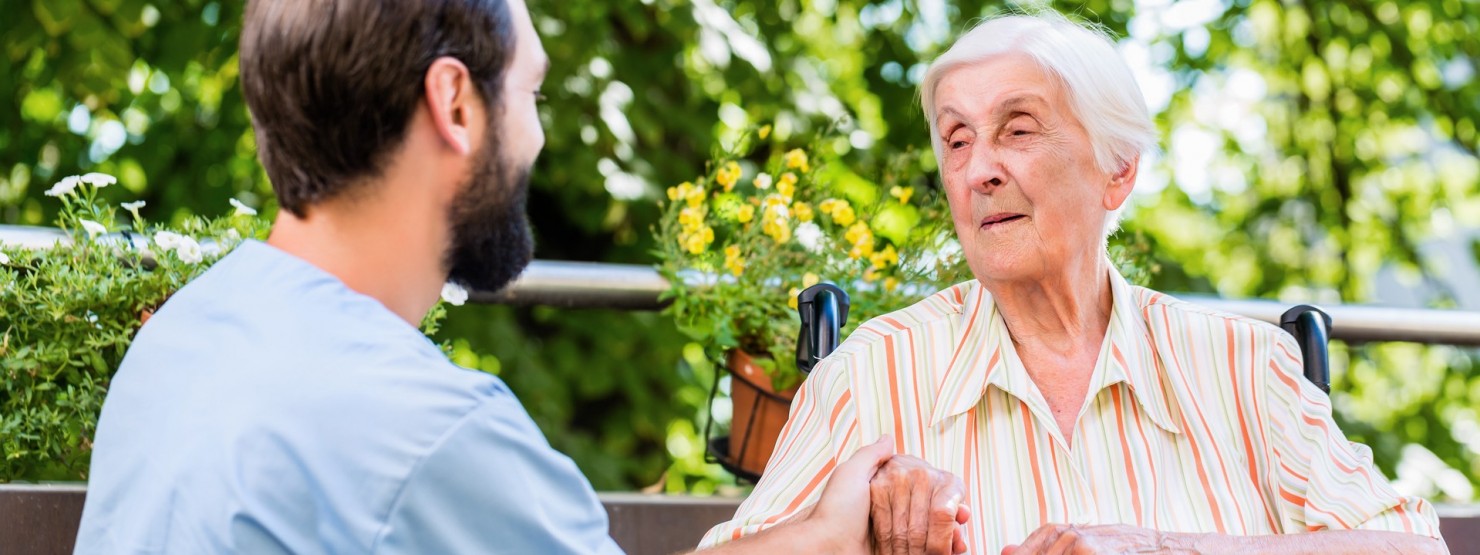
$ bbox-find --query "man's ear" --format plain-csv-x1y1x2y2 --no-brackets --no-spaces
424,57,477,156
1103,155,1139,211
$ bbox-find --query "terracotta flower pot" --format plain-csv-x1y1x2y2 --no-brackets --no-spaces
725,349,799,478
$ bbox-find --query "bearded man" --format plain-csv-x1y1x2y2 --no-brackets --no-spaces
72,1,965,553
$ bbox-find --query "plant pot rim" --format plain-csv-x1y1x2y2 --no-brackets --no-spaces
726,349,799,398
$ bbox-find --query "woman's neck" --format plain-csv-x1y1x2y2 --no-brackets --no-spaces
987,255,1113,357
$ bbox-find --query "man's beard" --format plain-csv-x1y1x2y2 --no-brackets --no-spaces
444,136,534,295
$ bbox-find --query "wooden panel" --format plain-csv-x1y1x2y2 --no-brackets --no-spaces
600,493,742,555
0,486,1474,555
0,485,87,555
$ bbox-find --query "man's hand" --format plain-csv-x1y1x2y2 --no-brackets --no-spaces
789,436,899,555
1002,524,1183,554
868,454,971,555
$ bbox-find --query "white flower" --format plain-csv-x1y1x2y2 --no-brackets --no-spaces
121,200,146,211
0,252,9,265
229,198,258,217
44,176,81,197
441,282,469,306
153,230,184,250
175,237,203,264
753,172,773,190
79,219,107,237
80,173,117,187
795,221,824,253
224,229,241,242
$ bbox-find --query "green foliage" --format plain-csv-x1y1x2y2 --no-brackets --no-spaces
0,174,268,481
1125,0,1480,500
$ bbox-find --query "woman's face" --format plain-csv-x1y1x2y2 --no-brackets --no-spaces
934,53,1134,285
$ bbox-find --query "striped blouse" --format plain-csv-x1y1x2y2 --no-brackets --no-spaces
700,268,1442,552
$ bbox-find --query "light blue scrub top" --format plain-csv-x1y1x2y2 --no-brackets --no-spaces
75,240,623,554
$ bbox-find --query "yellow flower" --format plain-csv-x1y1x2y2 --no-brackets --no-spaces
846,222,874,259
763,214,791,244
758,125,772,140
681,225,715,254
670,181,704,207
684,185,705,208
783,149,810,172
793,202,814,222
869,244,899,269
803,272,820,288
777,172,798,201
890,186,913,204
788,287,801,310
683,233,705,254
678,206,705,230
832,204,856,226
845,221,872,246
762,194,789,213
716,161,742,192
735,204,755,224
884,276,900,292
863,268,881,282
779,172,798,188
723,245,744,276
777,179,795,202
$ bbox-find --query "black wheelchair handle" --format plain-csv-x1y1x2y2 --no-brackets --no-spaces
1280,305,1333,394
795,283,850,375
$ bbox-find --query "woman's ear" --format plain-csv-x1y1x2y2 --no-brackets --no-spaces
1103,155,1139,211
423,57,476,156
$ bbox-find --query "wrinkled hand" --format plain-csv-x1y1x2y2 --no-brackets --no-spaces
796,436,898,555
1002,524,1184,554
868,454,970,555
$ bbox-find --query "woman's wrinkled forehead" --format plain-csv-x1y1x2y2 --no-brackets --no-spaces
932,56,1068,128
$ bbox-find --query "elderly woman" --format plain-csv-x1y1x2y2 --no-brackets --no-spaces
702,12,1448,554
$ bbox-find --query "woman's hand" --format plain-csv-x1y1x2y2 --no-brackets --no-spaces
868,454,971,555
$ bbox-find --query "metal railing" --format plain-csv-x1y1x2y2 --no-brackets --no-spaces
7,224,1480,346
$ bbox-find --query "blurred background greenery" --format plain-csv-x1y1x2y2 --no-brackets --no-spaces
2,0,1477,501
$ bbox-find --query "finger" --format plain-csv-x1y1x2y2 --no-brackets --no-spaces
870,473,894,553
1013,523,1065,554
890,466,913,555
1000,545,1017,555
952,525,966,555
836,436,895,483
909,470,933,554
1044,524,1082,555
956,503,971,525
924,478,959,555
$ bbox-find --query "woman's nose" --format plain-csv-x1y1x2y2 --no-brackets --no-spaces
962,143,1006,194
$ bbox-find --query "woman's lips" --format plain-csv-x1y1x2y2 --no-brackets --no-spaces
980,214,1026,229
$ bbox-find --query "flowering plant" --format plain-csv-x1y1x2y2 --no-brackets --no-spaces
654,127,970,391
0,169,467,482
0,173,273,481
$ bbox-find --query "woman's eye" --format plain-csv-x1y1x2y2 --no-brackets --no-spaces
949,139,968,149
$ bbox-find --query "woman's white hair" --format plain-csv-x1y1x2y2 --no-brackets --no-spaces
920,11,1158,235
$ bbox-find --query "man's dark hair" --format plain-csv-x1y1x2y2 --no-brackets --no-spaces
240,0,516,217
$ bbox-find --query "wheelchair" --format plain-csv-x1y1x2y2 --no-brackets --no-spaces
709,284,1334,481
